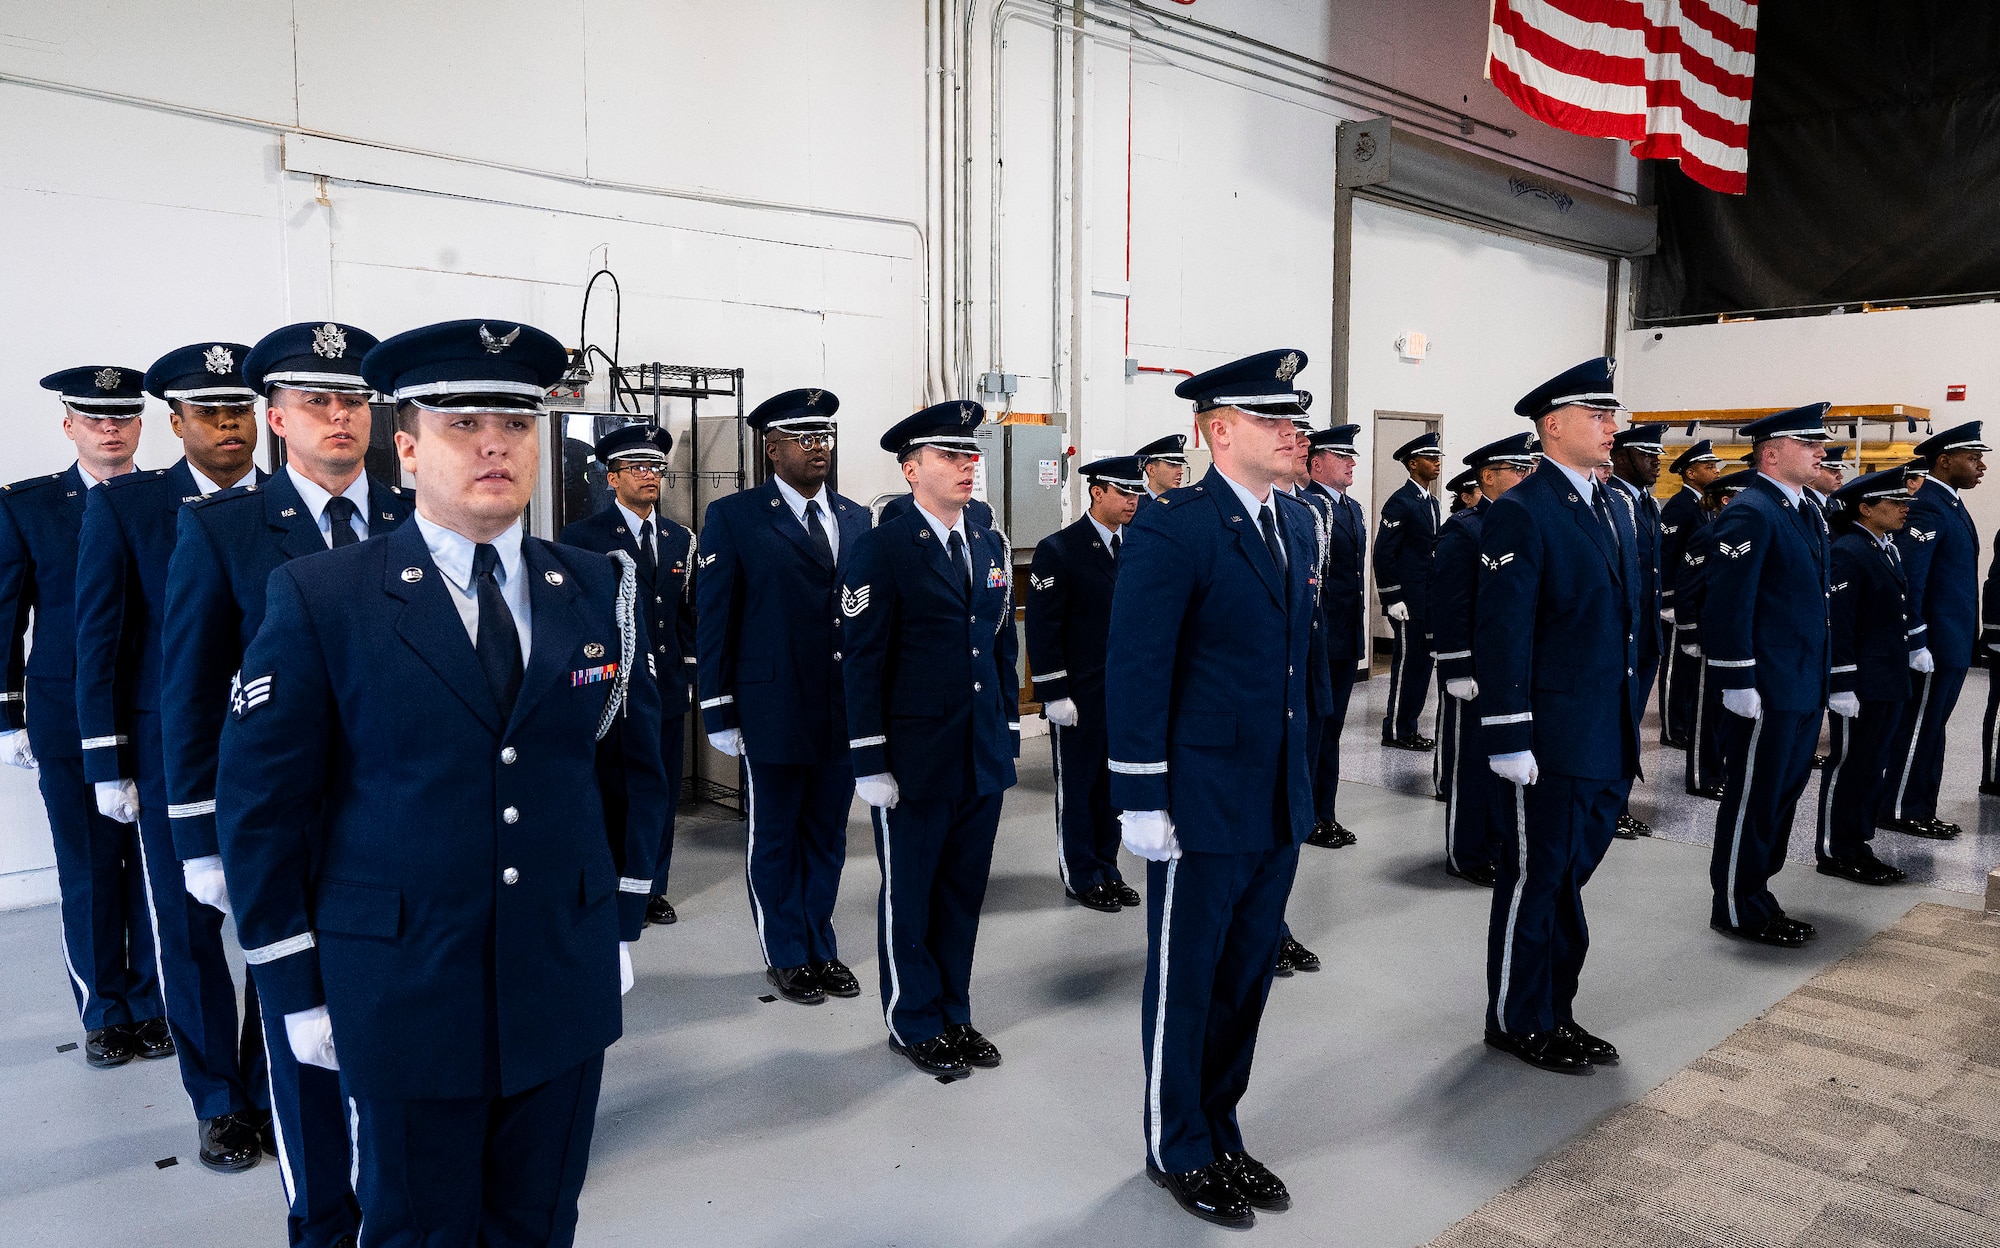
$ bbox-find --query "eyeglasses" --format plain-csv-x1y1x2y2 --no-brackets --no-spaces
777,433,837,450
611,464,662,478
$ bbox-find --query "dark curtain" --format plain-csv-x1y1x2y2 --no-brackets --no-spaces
1641,1,2000,320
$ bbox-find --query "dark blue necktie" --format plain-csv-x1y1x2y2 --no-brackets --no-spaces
324,496,359,548
1260,505,1286,571
948,530,972,596
472,543,522,718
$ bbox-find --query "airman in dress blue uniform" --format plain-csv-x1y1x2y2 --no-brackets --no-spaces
1880,421,1985,839
559,424,696,928
0,367,166,1070
1677,470,1750,798
1135,434,1190,499
1269,414,1333,979
74,341,270,1170
161,321,410,1246
1606,425,1665,839
1703,404,1834,949
1475,357,1637,1076
878,490,994,531
1302,425,1366,850
1375,431,1442,751
1109,349,1316,1228
842,401,1020,1080
1027,454,1144,914
697,388,870,1006
1816,469,1915,886
1432,433,1539,888
216,319,670,1246
1657,440,1722,748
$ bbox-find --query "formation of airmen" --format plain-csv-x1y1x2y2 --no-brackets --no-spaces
0,324,1990,1240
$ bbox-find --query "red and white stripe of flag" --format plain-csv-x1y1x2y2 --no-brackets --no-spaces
1487,0,1758,194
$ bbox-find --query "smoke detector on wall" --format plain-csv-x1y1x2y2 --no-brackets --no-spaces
1396,332,1428,362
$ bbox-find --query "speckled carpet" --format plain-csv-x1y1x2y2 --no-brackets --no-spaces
1427,902,2000,1248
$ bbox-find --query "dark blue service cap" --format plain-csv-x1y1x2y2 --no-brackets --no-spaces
245,322,379,394
1446,468,1479,495
1903,456,1931,478
145,342,257,405
1828,467,1911,513
880,400,985,455
1514,356,1622,419
1739,402,1831,444
748,387,840,434
1134,433,1188,465
1669,440,1719,475
594,424,672,465
1613,424,1664,454
1821,442,1848,465
1309,424,1360,456
1393,431,1442,463
1173,348,1310,415
1463,431,1539,469
1914,420,1988,459
361,319,566,411
1081,455,1146,491
1706,471,1752,498
40,366,146,416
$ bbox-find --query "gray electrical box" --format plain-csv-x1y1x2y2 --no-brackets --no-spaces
970,422,1066,548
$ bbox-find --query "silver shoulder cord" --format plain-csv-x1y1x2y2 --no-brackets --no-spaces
596,550,639,741
991,522,1012,640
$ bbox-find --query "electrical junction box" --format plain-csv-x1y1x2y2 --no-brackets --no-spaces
971,422,1065,548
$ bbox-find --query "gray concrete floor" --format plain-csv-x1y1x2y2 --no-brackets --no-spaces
0,675,1987,1246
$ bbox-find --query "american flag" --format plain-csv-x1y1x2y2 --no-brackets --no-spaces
1487,0,1758,195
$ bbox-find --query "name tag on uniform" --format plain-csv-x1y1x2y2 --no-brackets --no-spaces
985,566,1007,589
571,663,619,687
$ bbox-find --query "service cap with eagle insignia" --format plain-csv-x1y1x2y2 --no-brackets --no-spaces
1133,433,1188,467
880,400,986,456
1913,419,1990,461
1738,403,1832,444
1447,468,1479,496
1827,467,1912,516
39,365,146,417
1513,356,1624,419
1463,431,1540,470
1669,439,1720,475
592,423,673,467
144,342,258,406
1392,431,1443,464
748,387,841,437
1702,472,1751,503
1612,424,1665,455
1308,424,1361,457
245,322,380,395
1079,455,1145,495
1173,348,1311,416
361,318,566,414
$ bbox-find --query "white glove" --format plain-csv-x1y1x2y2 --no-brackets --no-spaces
1828,692,1861,719
1681,643,1701,658
1488,751,1539,786
1661,608,1676,623
1120,809,1181,861
1722,687,1763,719
182,855,230,915
1909,647,1935,674
855,772,900,809
284,1005,338,1071
1043,697,1078,727
1444,678,1478,701
0,729,35,770
95,778,139,824
619,941,634,996
707,728,743,757
1385,601,1410,622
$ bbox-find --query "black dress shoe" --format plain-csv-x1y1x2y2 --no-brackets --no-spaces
646,895,677,925
1664,735,1691,750
1446,861,1498,887
1926,818,1964,838
766,965,825,1005
1484,1028,1592,1074
1383,733,1435,751
1810,753,1828,770
1773,914,1816,939
1305,822,1342,848
890,1033,970,1079
1880,816,1958,840
1216,1151,1290,1211
1272,945,1295,977
1712,917,1806,948
1111,880,1142,908
944,1022,1001,1068
809,958,861,998
1687,784,1725,800
1065,882,1122,913
132,1017,175,1059
198,1112,262,1173
1278,935,1319,974
1817,857,1905,886
1329,823,1357,847
84,1026,136,1069
1624,813,1653,837
1146,1160,1254,1228
1612,819,1638,840
1552,1021,1619,1065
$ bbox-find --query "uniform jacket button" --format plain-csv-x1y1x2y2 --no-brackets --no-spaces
502,867,519,885
500,747,517,764
502,806,520,824
973,681,983,692
833,650,842,661
1286,709,1294,719
972,647,981,657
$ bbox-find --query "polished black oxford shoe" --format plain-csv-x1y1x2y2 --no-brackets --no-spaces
809,958,861,998
1277,935,1319,974
1446,861,1498,887
1306,820,1357,848
944,1022,1001,1068
1111,880,1142,908
1616,812,1653,837
1065,882,1122,913
84,1026,136,1069
198,1112,263,1173
1712,917,1806,948
1216,1152,1290,1211
1817,857,1905,886
1146,1160,1254,1228
1687,784,1725,800
1809,753,1828,770
1484,1028,1592,1074
1383,733,1435,752
1553,1021,1618,1065
890,1033,970,1079
1773,914,1815,939
1880,816,1957,840
132,1017,175,1060
766,965,825,1005
646,895,678,925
